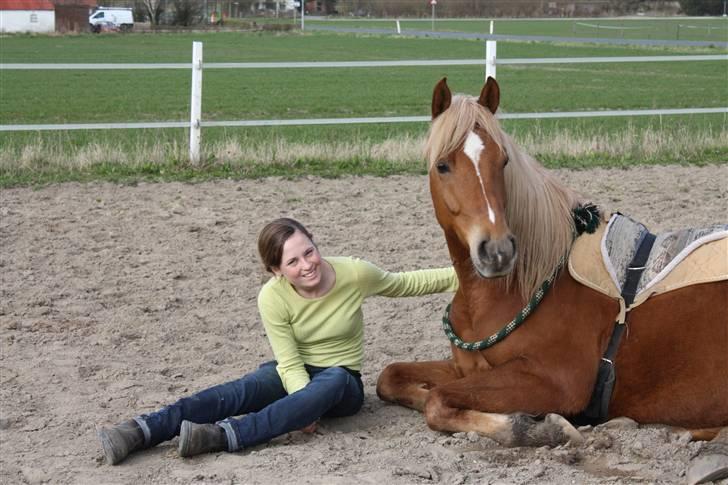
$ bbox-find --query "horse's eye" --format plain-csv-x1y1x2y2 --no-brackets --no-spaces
436,161,450,174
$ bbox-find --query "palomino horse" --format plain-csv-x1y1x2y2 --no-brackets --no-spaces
376,77,727,480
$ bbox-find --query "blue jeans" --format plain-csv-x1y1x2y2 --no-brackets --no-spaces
133,361,364,451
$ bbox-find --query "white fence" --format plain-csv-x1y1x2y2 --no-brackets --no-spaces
1,41,726,163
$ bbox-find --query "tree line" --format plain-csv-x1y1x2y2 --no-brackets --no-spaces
107,0,724,26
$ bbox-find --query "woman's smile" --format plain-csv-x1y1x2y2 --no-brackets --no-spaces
274,230,334,298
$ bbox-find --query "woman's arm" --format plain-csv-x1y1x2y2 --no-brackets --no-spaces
258,288,310,394
354,258,459,298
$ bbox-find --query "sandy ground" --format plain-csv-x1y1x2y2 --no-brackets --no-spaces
1,165,727,485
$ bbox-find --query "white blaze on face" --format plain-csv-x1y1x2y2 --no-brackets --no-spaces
463,131,496,223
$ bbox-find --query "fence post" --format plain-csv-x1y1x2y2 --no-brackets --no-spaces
485,21,496,80
485,41,497,80
189,41,203,164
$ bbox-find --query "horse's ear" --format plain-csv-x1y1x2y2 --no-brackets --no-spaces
478,76,500,114
432,77,451,119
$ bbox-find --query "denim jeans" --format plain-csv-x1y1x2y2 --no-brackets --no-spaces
134,361,364,451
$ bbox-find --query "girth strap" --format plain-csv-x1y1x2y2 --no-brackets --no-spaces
576,230,656,424
623,231,657,308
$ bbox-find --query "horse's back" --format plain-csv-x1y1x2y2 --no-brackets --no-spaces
570,214,728,311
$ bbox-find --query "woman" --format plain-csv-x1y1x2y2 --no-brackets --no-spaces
98,217,458,465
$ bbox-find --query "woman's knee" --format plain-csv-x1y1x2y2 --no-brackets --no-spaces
312,367,361,402
317,368,363,417
317,366,352,388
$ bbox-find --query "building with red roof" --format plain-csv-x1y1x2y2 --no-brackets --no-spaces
1,0,56,32
1,0,54,9
0,0,98,32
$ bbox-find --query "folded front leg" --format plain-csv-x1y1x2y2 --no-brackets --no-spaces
377,360,458,411
422,360,585,447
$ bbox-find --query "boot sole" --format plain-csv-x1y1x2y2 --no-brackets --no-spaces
178,420,192,457
98,429,122,466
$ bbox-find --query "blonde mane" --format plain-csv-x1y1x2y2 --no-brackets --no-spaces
424,95,587,300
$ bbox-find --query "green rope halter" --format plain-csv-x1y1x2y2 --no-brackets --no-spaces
442,203,600,352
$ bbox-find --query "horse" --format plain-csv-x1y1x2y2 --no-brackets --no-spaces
376,77,728,481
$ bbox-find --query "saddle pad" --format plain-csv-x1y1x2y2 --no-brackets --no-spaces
569,213,728,318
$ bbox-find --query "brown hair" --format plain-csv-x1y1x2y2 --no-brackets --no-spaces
257,218,314,273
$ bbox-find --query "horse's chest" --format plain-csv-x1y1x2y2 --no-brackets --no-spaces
449,296,530,374
452,348,493,377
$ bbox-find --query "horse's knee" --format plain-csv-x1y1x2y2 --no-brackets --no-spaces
423,389,452,431
376,363,401,402
378,363,435,410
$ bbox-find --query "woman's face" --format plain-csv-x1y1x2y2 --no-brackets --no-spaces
274,230,323,293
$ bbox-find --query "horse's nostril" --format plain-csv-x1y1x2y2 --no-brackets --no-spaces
478,239,490,261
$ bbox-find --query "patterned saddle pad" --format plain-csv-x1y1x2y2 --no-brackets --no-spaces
569,213,728,321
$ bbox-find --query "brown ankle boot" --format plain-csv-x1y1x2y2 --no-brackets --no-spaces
98,419,146,465
177,420,228,457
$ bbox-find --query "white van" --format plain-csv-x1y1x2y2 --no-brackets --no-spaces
89,7,134,33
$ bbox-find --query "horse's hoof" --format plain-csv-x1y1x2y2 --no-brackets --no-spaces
687,443,728,485
544,413,585,446
687,454,728,484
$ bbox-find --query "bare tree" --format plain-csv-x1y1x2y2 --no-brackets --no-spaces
172,0,204,25
141,0,165,25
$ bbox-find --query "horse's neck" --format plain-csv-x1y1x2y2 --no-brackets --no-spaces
451,268,525,337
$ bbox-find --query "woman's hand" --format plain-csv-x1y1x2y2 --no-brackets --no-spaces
300,421,318,433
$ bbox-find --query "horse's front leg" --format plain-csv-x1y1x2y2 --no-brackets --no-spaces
376,360,459,411
423,360,585,448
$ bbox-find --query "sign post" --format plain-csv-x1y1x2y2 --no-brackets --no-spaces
294,1,304,30
429,0,437,32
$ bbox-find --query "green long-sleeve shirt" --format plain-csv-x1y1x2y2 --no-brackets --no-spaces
257,256,458,394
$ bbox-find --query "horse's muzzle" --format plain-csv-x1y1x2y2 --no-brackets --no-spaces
473,235,517,277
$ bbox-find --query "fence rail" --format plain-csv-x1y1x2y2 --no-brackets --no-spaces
2,54,725,70
3,108,726,133
2,44,727,162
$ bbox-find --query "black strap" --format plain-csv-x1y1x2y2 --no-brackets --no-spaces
604,230,655,364
622,231,656,308
573,230,656,425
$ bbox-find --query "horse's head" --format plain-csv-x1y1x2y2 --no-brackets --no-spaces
426,77,516,278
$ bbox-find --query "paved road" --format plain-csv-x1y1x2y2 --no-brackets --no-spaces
308,24,728,48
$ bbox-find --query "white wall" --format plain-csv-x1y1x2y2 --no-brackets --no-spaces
0,10,55,33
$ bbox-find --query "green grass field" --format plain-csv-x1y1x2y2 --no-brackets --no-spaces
0,26,726,186
303,17,728,43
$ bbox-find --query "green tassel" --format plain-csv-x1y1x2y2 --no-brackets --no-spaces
573,203,601,235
